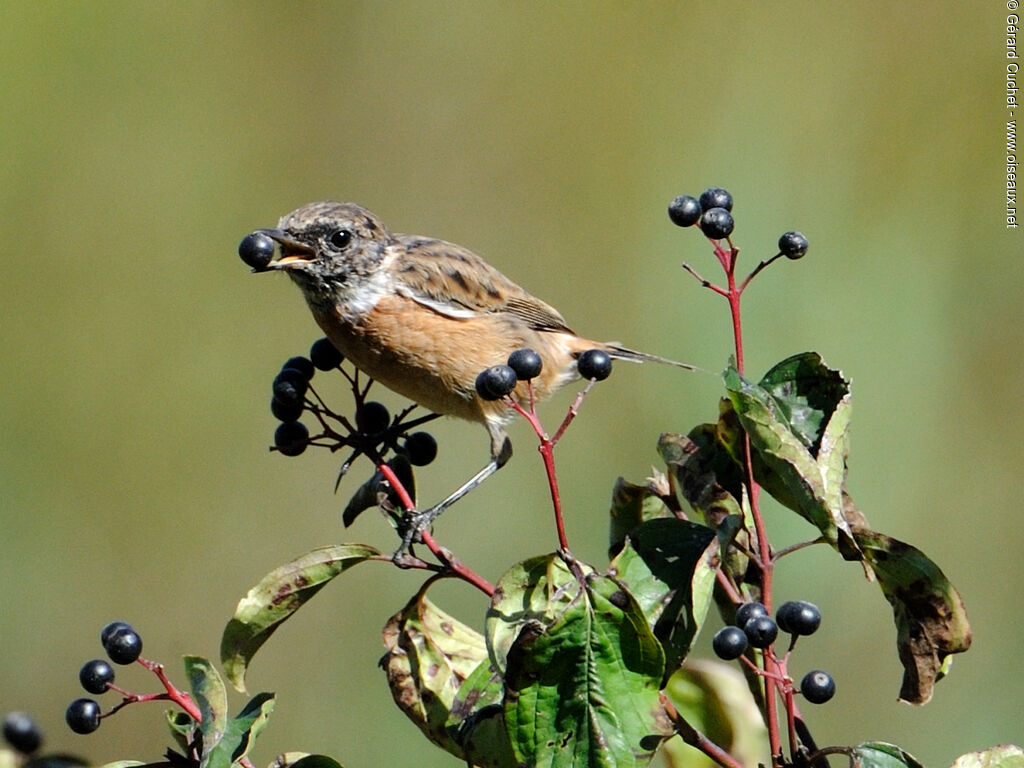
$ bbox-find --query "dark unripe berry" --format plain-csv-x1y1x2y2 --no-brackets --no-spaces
507,348,543,380
282,356,315,381
668,195,702,227
475,365,518,400
271,396,304,423
272,369,308,407
743,615,778,648
309,337,344,370
3,711,43,754
778,231,809,260
403,432,438,466
238,232,276,271
274,421,309,456
711,626,748,660
699,187,733,212
699,207,734,239
79,659,115,694
800,670,836,704
734,601,767,627
103,625,142,665
577,349,612,381
357,401,391,434
776,600,821,636
65,699,101,735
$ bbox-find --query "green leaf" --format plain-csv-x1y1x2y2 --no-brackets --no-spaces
448,660,517,768
185,655,228,763
485,554,585,674
660,660,769,768
202,693,276,768
608,477,670,557
658,426,751,579
380,590,489,761
658,428,744,527
95,763,146,768
724,363,856,551
850,741,926,768
950,744,1024,768
221,544,379,692
757,352,849,455
497,555,672,767
854,530,972,704
165,709,195,752
609,518,718,676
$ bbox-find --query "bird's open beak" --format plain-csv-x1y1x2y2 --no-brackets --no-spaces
256,229,317,268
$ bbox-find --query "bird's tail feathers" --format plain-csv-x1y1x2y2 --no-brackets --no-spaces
601,343,697,371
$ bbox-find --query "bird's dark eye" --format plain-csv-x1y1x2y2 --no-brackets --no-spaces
328,229,352,249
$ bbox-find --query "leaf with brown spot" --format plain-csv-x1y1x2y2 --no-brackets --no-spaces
854,530,972,703
221,544,379,692
380,590,492,762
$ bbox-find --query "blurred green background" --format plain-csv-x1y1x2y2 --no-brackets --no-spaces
1,2,1020,766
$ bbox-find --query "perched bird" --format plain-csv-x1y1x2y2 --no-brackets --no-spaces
244,201,692,540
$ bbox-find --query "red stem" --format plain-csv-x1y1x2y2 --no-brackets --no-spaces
711,239,784,765
377,462,495,596
507,393,581,553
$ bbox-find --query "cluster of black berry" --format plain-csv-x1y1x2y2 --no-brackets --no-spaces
668,186,808,260
712,600,835,704
268,338,439,469
474,347,612,401
65,621,143,735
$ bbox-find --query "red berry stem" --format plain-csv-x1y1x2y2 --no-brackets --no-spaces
377,461,495,596
504,382,593,555
139,657,201,722
687,233,788,763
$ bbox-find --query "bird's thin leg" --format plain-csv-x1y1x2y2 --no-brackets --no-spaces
394,435,512,562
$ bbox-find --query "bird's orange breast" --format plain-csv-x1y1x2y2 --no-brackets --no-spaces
311,293,583,425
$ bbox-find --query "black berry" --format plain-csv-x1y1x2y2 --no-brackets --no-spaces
310,337,344,370
79,659,115,694
711,626,748,660
282,356,315,381
800,670,836,704
271,396,304,423
274,421,309,456
3,711,43,754
699,207,734,239
272,369,308,407
507,348,543,380
65,699,101,735
778,231,809,260
668,195,702,227
357,401,391,434
577,349,612,381
238,232,276,271
776,600,821,636
103,624,142,665
734,601,767,627
475,365,518,400
100,620,131,647
743,615,778,649
404,432,438,466
699,187,733,212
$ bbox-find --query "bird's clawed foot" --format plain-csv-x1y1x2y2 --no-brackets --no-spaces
391,506,442,566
